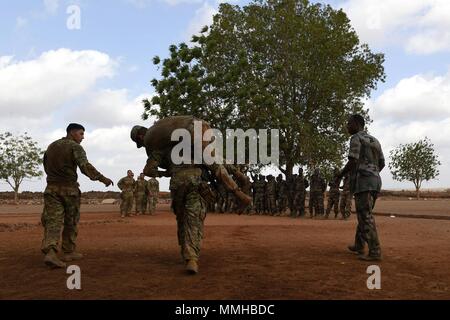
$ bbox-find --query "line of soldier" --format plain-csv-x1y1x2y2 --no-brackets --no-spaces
209,168,352,219
117,170,160,218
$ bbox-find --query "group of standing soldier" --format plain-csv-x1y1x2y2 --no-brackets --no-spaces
209,167,352,219
117,170,160,218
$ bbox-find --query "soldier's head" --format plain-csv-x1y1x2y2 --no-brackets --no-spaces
127,170,134,178
66,123,85,144
259,174,265,181
277,174,282,181
347,114,365,135
140,173,145,180
314,168,320,175
334,167,340,175
298,167,303,175
130,126,148,148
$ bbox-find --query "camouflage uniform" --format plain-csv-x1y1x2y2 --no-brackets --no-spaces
134,177,148,215
253,176,266,215
118,176,135,217
265,175,277,215
216,183,227,213
276,174,288,215
147,177,160,215
348,130,384,257
292,171,309,217
339,174,352,219
41,137,106,255
309,170,326,217
326,171,341,218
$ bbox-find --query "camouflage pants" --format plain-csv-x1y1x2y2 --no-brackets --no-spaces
254,193,264,214
171,183,207,261
267,195,277,215
309,191,324,217
147,195,158,215
41,187,80,254
291,192,305,217
277,194,288,214
135,192,147,214
120,192,134,216
326,192,340,217
216,196,226,213
340,192,352,218
353,191,381,257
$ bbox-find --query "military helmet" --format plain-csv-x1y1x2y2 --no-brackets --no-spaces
130,125,146,148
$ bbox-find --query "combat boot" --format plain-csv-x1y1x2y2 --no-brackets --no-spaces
44,249,66,269
185,259,199,275
358,254,382,262
62,252,84,262
348,245,364,255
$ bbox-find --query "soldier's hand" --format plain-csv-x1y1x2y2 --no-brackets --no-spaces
100,176,114,187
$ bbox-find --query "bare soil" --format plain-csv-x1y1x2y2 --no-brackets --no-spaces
0,202,449,300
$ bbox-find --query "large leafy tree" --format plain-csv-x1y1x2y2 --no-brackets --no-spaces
144,0,385,176
0,132,43,204
389,138,441,200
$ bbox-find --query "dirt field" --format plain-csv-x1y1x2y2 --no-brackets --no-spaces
0,201,449,300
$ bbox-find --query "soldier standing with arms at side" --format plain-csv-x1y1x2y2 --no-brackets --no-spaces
254,175,265,215
337,114,384,261
118,170,135,218
41,123,113,268
339,173,352,219
326,168,341,219
276,174,288,215
309,169,326,218
147,176,160,215
293,168,309,218
134,173,148,215
266,175,277,215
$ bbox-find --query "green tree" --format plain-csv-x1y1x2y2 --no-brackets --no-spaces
389,138,441,200
0,132,43,204
144,0,385,176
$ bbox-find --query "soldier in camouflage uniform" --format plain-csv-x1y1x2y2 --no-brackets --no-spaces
276,174,288,215
130,116,251,274
292,168,309,218
41,123,113,268
118,170,135,218
338,114,384,261
286,175,295,216
326,168,341,219
339,173,352,219
253,175,266,215
147,177,160,215
134,173,148,215
265,175,277,215
309,169,326,218
216,182,227,213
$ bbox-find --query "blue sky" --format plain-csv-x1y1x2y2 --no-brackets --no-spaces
1,0,450,192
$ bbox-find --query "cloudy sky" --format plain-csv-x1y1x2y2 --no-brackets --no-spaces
0,0,449,192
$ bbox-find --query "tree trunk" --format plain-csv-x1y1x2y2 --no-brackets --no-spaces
416,187,420,200
14,189,19,205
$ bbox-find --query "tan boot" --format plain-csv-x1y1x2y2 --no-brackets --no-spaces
185,259,199,275
44,249,66,269
62,252,84,262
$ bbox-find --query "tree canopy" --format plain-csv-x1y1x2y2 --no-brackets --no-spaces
389,138,441,199
143,0,385,176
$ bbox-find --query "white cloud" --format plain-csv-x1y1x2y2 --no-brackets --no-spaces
368,70,450,188
0,48,116,118
184,2,217,42
15,17,28,29
44,0,59,14
341,0,450,54
68,89,152,127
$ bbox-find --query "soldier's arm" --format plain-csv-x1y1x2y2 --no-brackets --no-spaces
73,144,111,183
378,143,386,172
117,178,124,191
339,135,360,179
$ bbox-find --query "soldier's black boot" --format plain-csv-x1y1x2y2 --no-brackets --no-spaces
348,245,364,255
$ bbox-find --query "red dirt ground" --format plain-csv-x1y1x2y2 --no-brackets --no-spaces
0,202,449,300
